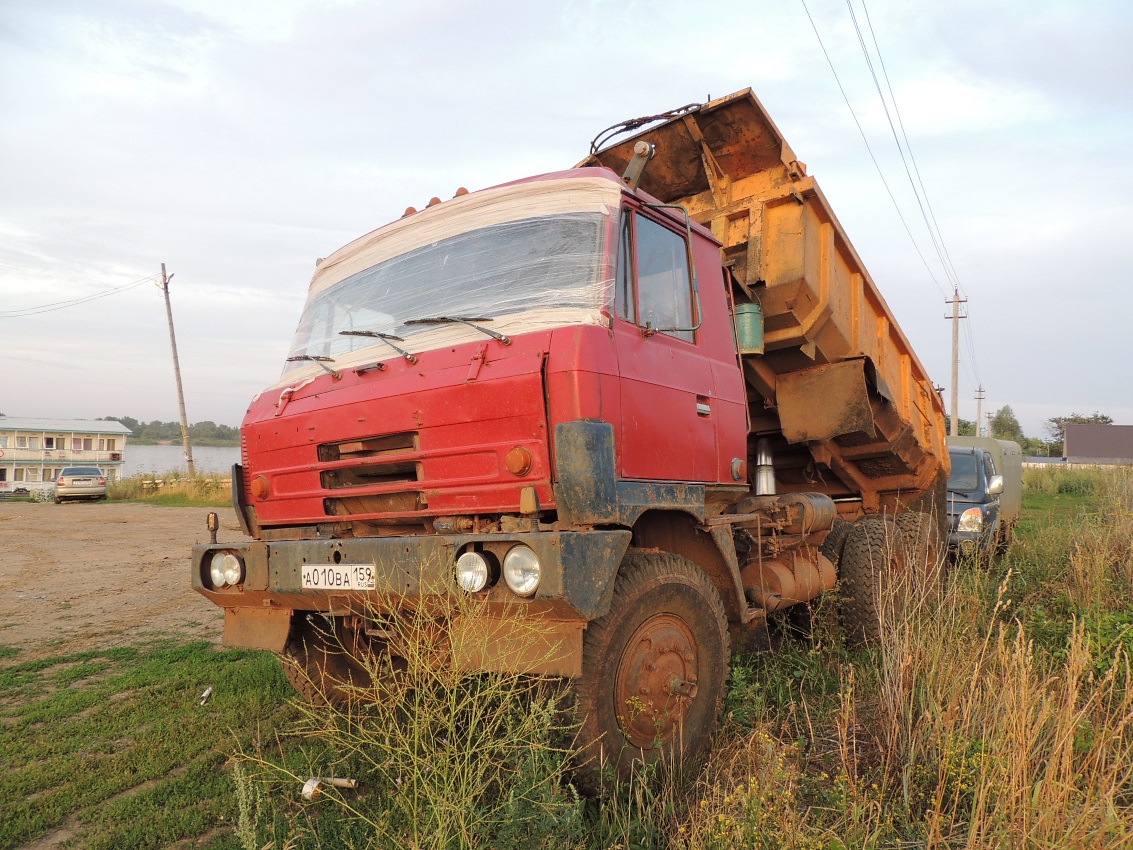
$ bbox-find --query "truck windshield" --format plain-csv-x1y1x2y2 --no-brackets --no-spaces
284,212,609,374
947,452,980,491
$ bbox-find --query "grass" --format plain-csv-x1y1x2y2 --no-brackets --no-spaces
0,640,295,850
5,466,1132,848
108,472,231,507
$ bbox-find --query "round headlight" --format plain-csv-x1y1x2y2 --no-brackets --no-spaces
503,545,541,597
456,551,491,593
957,507,983,533
209,552,244,588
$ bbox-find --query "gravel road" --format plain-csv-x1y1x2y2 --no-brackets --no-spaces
0,502,249,658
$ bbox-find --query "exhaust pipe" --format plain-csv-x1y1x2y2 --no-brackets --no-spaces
755,437,775,495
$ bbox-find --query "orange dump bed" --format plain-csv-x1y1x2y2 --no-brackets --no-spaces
580,89,948,512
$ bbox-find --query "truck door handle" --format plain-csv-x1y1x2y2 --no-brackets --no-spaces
696,395,712,416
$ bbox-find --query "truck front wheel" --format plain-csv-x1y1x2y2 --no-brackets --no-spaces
279,615,377,706
573,550,730,790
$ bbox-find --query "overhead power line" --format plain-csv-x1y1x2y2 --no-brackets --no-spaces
848,0,967,298
0,273,159,318
857,0,967,298
802,0,986,404
799,0,947,300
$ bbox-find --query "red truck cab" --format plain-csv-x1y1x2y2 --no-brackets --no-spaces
238,168,746,534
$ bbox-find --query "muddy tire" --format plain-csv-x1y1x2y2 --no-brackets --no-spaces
820,519,854,568
573,550,730,792
279,615,378,706
894,510,945,600
839,515,907,646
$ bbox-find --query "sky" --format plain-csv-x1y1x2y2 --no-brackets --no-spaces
1,0,1130,439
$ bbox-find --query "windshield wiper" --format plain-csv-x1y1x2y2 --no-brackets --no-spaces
285,355,341,379
403,315,511,345
339,330,418,364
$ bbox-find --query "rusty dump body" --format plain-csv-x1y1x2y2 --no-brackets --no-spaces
580,89,949,515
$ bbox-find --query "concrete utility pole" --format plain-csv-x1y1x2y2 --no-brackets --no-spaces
160,263,195,475
975,385,985,438
946,288,968,437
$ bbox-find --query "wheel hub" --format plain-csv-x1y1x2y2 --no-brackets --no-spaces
613,613,699,748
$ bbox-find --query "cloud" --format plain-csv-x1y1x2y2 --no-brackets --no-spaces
1,0,1130,436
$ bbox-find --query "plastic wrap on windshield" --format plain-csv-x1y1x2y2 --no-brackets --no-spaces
282,212,611,376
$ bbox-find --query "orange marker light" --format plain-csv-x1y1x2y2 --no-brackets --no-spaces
505,447,533,477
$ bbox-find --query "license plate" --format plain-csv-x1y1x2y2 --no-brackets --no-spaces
301,563,377,591
75,478,92,484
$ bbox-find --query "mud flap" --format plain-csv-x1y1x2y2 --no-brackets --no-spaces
451,616,584,677
223,607,292,652
776,358,875,443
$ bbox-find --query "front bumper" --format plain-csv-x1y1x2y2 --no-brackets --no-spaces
191,529,631,675
947,529,983,553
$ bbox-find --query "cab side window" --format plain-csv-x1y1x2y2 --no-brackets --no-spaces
615,210,695,343
984,452,997,477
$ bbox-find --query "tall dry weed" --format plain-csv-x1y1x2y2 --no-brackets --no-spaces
236,588,586,850
870,569,1133,847
109,471,230,503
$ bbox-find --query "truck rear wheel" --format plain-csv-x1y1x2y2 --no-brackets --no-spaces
573,551,730,791
894,510,945,599
820,519,854,568
279,615,377,706
839,515,907,645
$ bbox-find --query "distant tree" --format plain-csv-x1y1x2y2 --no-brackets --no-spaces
135,420,180,442
1018,436,1049,456
94,415,238,444
945,415,977,437
989,405,1025,443
1044,411,1113,455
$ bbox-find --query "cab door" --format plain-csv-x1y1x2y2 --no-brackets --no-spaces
613,207,717,482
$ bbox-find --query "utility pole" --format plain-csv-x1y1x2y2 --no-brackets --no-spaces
946,288,968,437
975,385,985,437
160,263,195,475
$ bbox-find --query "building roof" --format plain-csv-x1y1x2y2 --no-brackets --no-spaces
1064,423,1133,462
0,417,132,435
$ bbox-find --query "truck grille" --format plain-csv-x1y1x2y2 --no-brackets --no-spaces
317,431,417,462
317,431,425,519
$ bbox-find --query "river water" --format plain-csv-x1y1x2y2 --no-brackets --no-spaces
122,444,241,477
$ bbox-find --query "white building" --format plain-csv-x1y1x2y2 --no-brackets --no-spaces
0,417,131,496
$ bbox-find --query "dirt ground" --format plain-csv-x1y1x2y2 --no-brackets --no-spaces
0,502,250,658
